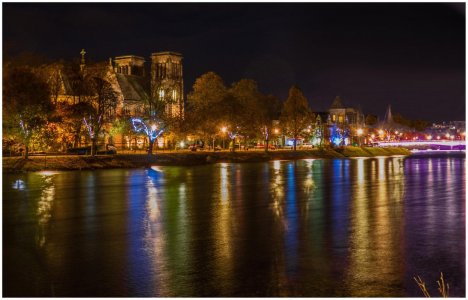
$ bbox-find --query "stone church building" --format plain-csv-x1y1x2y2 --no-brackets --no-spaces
53,50,184,149
111,51,184,119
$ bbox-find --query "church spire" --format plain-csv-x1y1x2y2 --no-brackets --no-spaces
80,49,86,72
384,105,393,123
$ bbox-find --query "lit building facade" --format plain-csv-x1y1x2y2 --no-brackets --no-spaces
150,52,184,118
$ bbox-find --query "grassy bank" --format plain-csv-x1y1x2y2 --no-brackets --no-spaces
3,147,411,173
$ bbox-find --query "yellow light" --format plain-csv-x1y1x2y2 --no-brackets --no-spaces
357,128,363,136
378,130,384,135
371,134,375,139
274,128,279,134
180,141,185,147
395,131,399,134
221,126,227,133
445,133,450,138
426,135,432,140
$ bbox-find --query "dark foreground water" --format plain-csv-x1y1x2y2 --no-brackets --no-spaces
3,155,465,297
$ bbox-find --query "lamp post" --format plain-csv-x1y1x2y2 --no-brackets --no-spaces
357,128,363,146
221,126,227,150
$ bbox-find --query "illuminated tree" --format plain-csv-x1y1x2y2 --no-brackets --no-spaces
258,94,280,152
186,72,228,148
131,118,164,155
329,124,350,146
3,66,53,158
329,123,342,147
82,76,118,156
311,115,324,147
280,86,313,151
109,116,132,145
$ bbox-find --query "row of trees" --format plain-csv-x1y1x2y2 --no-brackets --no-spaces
3,58,430,158
185,72,313,151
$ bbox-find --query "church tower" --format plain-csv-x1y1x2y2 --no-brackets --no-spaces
114,55,145,76
150,52,184,118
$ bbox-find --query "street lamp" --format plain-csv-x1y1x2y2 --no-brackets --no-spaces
221,126,227,149
356,128,363,146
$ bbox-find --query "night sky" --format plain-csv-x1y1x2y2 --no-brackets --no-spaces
3,3,465,122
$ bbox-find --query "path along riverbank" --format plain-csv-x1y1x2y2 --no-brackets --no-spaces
2,146,411,173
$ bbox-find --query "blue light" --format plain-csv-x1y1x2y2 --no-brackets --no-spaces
131,118,164,142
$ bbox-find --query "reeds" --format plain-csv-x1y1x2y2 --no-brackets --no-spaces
414,272,449,297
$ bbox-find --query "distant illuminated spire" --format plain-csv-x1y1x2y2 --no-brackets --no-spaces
384,105,393,123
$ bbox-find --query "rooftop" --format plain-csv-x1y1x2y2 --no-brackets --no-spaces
151,51,183,57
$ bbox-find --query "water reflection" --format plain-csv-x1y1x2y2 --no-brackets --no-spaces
3,156,465,297
346,157,405,296
36,174,55,247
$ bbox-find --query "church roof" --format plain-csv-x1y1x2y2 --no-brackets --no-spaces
115,74,149,102
330,96,345,109
59,71,75,95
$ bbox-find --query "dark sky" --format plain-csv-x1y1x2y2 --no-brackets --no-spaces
3,3,465,122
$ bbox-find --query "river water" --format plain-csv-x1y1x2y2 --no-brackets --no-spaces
3,154,465,297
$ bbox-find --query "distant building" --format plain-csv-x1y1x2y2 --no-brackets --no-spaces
428,121,465,139
327,96,364,126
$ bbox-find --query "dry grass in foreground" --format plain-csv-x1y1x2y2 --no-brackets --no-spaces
414,272,449,297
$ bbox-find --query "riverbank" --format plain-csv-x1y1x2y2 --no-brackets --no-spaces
2,146,411,173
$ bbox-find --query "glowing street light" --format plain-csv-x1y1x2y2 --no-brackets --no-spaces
221,126,227,149
274,128,279,134
445,133,450,139
437,136,441,140
426,135,432,140
356,128,363,146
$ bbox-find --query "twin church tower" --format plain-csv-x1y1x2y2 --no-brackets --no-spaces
110,51,184,118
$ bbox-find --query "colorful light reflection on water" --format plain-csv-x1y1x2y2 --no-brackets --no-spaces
3,156,465,297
